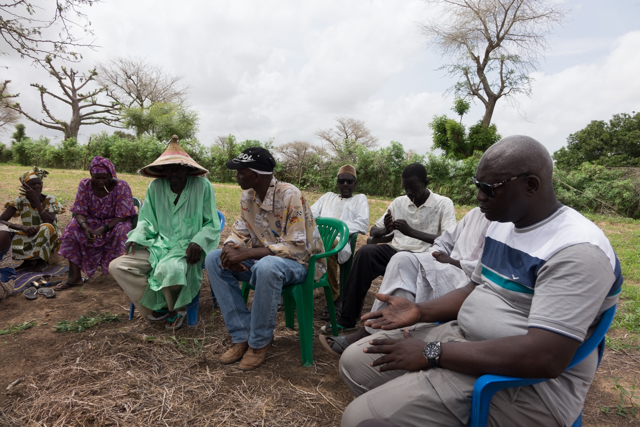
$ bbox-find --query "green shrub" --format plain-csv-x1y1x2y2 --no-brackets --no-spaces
554,163,640,218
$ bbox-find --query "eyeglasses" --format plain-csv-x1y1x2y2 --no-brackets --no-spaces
337,179,355,185
472,173,529,198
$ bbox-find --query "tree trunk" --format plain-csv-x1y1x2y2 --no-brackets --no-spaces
482,97,498,127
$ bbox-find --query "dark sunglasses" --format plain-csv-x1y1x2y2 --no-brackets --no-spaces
337,179,355,185
472,173,529,198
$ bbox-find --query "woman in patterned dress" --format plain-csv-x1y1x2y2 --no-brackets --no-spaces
0,166,65,272
56,157,136,290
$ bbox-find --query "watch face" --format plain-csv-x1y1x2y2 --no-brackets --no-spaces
424,343,440,359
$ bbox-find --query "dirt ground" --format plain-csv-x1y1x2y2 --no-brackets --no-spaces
0,211,639,426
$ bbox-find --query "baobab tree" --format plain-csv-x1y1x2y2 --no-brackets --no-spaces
2,56,119,140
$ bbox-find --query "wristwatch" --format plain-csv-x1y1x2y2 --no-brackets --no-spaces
423,341,442,368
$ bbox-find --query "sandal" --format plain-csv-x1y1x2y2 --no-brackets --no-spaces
165,311,186,330
147,309,169,321
319,335,351,358
320,305,341,321
23,287,38,300
54,281,81,291
37,288,56,298
54,277,88,291
320,323,357,335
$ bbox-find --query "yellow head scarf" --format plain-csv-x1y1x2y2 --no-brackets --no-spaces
19,166,49,184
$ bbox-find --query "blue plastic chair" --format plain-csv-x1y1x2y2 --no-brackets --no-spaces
470,304,617,427
128,210,226,328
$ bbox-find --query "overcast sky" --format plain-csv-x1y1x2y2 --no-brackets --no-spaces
2,0,640,156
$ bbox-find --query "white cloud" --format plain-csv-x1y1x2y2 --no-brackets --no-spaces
2,0,639,162
493,30,640,155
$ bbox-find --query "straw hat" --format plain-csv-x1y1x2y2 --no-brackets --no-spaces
139,135,209,178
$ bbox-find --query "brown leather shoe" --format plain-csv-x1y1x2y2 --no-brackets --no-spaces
238,340,273,371
220,342,249,364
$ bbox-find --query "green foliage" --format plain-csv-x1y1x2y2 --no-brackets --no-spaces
429,113,500,160
11,136,52,166
123,102,199,141
11,123,27,143
0,143,12,163
424,152,482,205
452,98,470,120
0,320,37,335
554,112,640,169
553,163,640,219
354,141,407,197
600,377,639,417
54,312,121,332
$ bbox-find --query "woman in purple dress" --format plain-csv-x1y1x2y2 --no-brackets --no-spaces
56,157,136,290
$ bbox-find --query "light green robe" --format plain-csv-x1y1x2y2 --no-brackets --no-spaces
127,176,220,311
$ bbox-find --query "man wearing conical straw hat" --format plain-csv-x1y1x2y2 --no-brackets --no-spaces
111,136,221,330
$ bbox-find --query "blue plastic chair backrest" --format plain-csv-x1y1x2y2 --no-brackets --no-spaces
470,304,617,427
217,210,225,231
568,303,616,369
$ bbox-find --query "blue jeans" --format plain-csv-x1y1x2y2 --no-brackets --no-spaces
205,249,308,349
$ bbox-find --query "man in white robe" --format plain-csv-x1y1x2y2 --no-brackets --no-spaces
311,164,369,318
320,207,490,356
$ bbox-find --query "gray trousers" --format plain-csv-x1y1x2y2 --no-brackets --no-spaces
111,249,182,317
339,322,559,427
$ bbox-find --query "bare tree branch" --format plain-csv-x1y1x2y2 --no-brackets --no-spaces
96,57,189,109
0,80,19,132
0,0,100,63
315,117,378,153
422,0,567,126
1,56,120,140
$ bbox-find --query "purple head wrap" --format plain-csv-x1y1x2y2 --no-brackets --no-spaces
89,156,117,178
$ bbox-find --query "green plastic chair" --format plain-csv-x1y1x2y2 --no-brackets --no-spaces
241,217,350,366
339,233,359,298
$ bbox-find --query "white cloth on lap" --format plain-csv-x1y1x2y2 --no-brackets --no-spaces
368,208,490,327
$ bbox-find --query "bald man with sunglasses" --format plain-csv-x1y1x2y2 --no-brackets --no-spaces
338,136,622,427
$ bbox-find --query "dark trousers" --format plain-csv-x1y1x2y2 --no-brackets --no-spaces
338,244,398,328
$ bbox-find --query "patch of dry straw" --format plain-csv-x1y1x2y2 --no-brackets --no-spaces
0,319,345,426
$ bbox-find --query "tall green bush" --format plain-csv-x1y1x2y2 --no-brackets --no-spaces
553,163,640,218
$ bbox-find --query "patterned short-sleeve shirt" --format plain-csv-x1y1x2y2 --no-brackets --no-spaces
226,178,326,280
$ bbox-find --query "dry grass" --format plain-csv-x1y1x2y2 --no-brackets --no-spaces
1,165,640,426
0,331,342,426
0,288,351,427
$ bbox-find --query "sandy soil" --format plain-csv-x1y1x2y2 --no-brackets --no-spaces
0,211,638,426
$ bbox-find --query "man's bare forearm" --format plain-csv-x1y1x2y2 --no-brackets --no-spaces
370,225,390,238
244,247,275,260
408,229,439,244
439,328,581,379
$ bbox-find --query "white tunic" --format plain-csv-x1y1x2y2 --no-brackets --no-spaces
311,193,369,263
373,192,456,253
